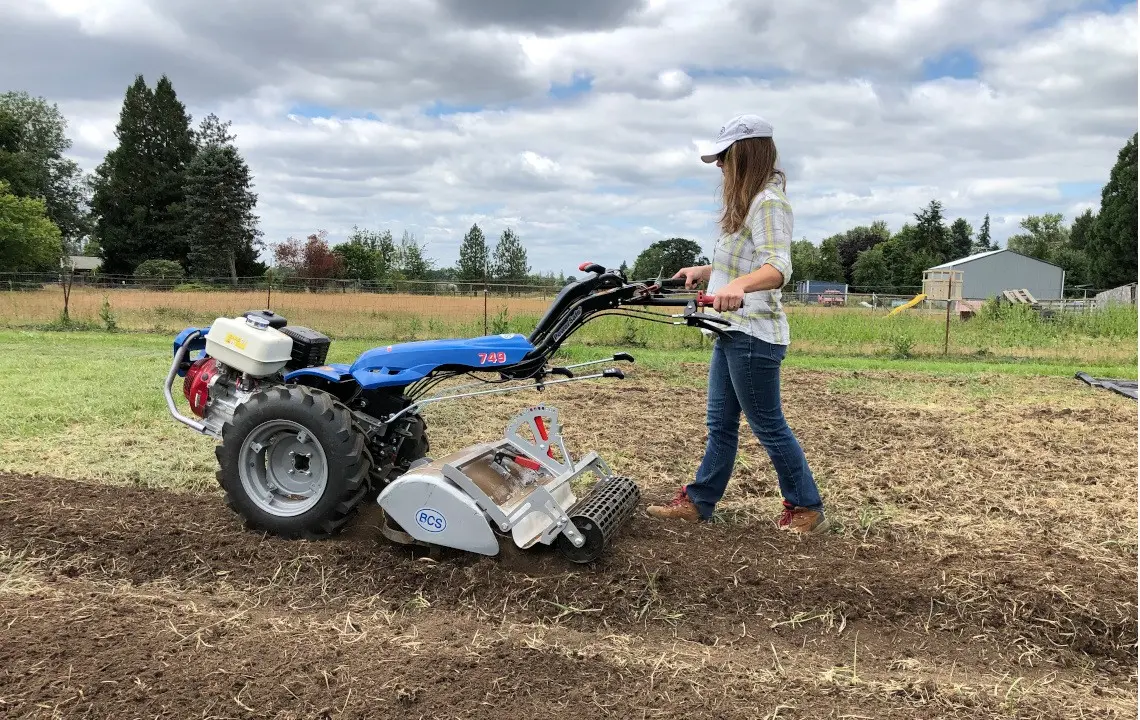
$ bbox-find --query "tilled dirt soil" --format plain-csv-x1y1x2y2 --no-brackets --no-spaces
0,367,1136,719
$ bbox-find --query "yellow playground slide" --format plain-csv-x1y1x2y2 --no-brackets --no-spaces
886,293,926,317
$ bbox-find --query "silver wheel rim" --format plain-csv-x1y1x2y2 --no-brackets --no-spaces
238,419,329,517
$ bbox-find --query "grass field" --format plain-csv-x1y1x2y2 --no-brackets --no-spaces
0,324,1136,718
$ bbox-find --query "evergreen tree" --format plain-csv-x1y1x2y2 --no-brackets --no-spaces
492,227,530,281
973,214,993,253
196,112,237,149
1088,132,1137,288
184,143,262,282
91,75,198,274
618,260,629,275
949,218,973,259
456,223,488,283
184,113,263,280
91,76,156,274
913,199,950,262
149,75,197,265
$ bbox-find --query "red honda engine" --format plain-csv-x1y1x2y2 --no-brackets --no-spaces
183,357,218,418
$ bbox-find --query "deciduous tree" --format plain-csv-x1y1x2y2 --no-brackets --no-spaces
0,179,62,271
630,237,704,281
274,231,344,279
0,92,90,252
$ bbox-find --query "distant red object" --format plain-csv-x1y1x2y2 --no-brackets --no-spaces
818,290,844,306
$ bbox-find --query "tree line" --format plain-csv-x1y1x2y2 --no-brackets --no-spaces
1,75,1134,295
0,76,563,288
792,134,1137,294
271,222,545,287
0,77,264,281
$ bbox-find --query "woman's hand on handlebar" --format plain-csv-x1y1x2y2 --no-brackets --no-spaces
672,265,711,289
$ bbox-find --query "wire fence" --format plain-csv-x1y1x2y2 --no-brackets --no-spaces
0,271,563,298
0,272,1131,339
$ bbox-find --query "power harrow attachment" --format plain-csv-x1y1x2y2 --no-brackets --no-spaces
377,405,640,562
162,262,727,564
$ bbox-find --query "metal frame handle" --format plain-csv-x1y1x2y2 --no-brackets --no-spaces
164,330,209,434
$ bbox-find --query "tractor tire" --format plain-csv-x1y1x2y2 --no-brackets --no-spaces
215,384,371,540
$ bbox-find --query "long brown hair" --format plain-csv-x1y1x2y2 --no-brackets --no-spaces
717,137,785,235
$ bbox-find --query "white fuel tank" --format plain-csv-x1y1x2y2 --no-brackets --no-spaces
205,315,294,377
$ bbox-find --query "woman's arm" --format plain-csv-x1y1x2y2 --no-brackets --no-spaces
712,195,792,312
672,263,712,288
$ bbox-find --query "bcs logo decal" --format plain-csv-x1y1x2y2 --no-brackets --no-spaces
416,507,446,533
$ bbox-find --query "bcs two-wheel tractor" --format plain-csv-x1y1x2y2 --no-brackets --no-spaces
163,263,728,563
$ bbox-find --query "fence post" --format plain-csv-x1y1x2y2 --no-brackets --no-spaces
943,275,954,355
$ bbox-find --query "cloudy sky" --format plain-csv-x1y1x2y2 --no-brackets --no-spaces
2,0,1136,277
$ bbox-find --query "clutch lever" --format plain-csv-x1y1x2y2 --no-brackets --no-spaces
689,317,731,338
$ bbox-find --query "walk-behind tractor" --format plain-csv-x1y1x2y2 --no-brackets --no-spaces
163,263,729,563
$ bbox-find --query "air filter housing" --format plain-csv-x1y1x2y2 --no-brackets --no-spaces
281,326,331,370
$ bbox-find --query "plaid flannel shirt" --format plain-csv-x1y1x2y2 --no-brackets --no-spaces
705,180,793,345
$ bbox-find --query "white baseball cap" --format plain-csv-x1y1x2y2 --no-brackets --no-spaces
700,114,774,163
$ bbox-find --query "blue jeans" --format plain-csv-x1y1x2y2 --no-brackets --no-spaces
685,331,822,519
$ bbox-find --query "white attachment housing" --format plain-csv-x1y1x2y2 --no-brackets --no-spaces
377,406,613,557
205,315,294,377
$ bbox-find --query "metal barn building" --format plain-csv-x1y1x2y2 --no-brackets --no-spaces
925,249,1066,300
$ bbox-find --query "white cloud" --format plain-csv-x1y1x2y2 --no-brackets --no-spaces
2,0,1136,278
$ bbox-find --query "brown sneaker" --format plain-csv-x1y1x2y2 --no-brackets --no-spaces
777,500,830,534
777,500,796,530
646,486,702,523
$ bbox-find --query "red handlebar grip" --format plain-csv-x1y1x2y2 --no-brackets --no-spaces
696,291,716,306
578,262,590,271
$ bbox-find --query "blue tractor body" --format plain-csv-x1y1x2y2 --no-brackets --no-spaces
162,263,731,562
172,325,535,391
287,333,535,390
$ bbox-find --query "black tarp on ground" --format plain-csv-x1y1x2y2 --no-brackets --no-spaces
1075,372,1139,400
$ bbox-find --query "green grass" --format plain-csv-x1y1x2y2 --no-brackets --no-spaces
0,328,1133,492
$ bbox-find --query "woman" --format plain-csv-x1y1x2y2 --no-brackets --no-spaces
645,114,828,534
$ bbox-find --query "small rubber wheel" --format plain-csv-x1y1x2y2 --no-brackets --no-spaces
215,385,371,539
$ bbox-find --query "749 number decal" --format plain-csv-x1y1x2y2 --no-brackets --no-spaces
478,352,508,364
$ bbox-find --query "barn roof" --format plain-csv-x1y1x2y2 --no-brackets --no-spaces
63,255,102,271
927,248,1063,271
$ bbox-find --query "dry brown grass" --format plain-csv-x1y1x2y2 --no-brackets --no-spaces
1,286,553,338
